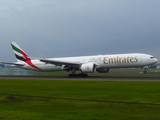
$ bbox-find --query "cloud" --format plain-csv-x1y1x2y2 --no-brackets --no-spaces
0,0,160,61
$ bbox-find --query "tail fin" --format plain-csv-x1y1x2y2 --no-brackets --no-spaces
11,42,28,62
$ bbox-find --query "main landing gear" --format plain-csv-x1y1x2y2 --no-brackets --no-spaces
68,68,88,77
68,74,88,77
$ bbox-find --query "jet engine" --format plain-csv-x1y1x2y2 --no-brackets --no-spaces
96,68,110,73
80,63,96,73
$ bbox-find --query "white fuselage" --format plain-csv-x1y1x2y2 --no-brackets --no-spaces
15,53,158,72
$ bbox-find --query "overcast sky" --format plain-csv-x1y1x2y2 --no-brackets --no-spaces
0,0,160,62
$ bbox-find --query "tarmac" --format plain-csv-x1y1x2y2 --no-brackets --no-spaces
0,75,160,82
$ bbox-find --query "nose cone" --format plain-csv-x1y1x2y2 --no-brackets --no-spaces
149,56,158,64
155,58,159,63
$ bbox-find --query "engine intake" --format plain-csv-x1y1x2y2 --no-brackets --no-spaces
80,63,96,73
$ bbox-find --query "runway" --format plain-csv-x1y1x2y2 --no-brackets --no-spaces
0,75,160,82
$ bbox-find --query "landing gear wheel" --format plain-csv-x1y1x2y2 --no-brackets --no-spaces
143,71,147,74
80,74,88,77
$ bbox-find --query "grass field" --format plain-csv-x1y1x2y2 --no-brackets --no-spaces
0,80,160,120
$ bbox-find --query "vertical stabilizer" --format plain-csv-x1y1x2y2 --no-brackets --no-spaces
11,42,28,62
11,42,41,70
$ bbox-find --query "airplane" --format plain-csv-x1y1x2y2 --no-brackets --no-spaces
1,42,158,77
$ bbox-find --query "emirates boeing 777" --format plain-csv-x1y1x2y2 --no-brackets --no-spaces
1,42,158,77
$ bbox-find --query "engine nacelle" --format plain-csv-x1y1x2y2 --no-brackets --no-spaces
96,68,110,73
80,63,96,73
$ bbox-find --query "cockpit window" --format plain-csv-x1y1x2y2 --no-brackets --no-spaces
150,57,156,59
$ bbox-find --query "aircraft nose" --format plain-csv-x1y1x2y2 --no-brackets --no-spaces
155,58,159,63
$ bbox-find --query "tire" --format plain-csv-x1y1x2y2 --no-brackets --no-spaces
143,71,147,74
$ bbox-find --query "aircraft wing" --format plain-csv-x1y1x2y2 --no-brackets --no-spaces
1,62,25,66
40,59,81,67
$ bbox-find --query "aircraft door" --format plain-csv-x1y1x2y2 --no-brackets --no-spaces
81,58,88,64
139,56,143,62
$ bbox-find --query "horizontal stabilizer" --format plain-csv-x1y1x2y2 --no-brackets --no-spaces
1,62,25,66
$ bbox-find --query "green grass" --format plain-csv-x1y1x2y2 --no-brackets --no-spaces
0,80,160,119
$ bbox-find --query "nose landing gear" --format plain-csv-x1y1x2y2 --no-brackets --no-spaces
143,69,147,74
143,66,149,74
